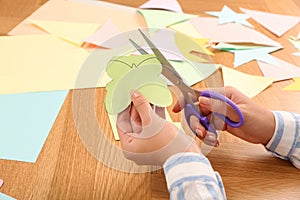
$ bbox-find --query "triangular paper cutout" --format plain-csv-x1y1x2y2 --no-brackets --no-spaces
138,9,196,28
222,66,274,98
191,17,280,46
257,57,300,81
240,8,300,37
169,21,203,38
30,20,100,46
139,0,183,13
283,78,300,91
83,19,121,47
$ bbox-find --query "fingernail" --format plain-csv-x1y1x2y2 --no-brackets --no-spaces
196,129,203,138
199,97,210,106
130,90,141,99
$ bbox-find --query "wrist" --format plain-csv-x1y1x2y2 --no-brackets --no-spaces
260,110,276,145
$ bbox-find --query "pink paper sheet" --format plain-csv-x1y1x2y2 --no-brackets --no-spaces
191,17,280,47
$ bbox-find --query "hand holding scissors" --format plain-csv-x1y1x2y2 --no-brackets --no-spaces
130,30,244,146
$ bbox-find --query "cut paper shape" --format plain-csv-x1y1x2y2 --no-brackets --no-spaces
0,90,68,162
170,61,220,86
283,78,300,91
289,38,300,56
298,32,300,39
9,0,145,36
257,57,300,81
138,9,196,28
222,66,274,98
289,38,300,50
169,21,203,39
0,35,89,94
191,17,280,47
206,5,253,28
150,29,210,62
83,19,121,47
240,8,300,37
30,20,100,46
139,0,183,13
293,52,300,56
229,46,282,68
212,42,263,51
0,192,15,200
0,179,3,188
105,54,172,114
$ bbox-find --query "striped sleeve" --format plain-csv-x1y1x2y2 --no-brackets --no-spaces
266,111,300,169
163,152,226,200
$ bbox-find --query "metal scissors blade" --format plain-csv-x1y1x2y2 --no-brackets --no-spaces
129,31,195,97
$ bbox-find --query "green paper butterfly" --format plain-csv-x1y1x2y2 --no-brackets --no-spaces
105,54,172,114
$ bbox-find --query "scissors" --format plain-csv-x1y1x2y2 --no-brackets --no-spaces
129,29,244,141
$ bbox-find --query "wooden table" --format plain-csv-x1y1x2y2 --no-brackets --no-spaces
1,0,300,199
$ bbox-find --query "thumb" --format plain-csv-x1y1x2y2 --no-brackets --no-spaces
130,90,152,125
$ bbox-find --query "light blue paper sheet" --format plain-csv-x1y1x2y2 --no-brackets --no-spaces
0,90,68,163
0,192,16,200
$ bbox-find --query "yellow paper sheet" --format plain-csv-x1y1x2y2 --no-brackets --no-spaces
169,21,203,39
283,78,300,91
222,66,274,98
0,35,89,94
9,0,145,36
30,20,100,46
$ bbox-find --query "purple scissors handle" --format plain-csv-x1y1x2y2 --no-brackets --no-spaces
184,90,244,135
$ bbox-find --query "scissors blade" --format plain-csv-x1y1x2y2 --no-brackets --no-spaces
129,39,148,55
137,29,184,83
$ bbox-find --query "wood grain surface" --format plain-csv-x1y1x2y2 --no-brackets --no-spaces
0,0,300,199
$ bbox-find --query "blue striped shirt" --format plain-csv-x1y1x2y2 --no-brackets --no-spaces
163,111,300,199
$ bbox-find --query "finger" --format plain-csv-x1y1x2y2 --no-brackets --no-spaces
172,96,185,113
189,115,206,140
199,96,240,122
172,93,198,113
130,90,152,125
117,107,134,143
154,106,165,119
129,104,142,133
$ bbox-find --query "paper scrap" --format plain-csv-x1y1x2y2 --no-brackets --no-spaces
30,20,100,46
206,5,253,28
191,17,280,47
170,61,220,86
298,32,300,39
9,0,145,36
283,78,300,91
212,42,263,51
240,8,300,37
138,9,196,28
0,90,68,163
139,0,183,13
169,21,203,39
293,52,300,56
289,38,300,50
83,19,121,47
0,35,89,94
105,54,172,114
257,57,300,81
229,46,281,68
0,179,3,188
222,66,274,98
0,192,15,200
